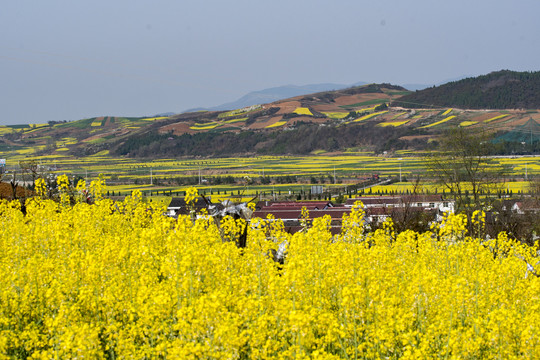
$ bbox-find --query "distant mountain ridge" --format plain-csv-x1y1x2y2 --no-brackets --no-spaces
184,77,473,112
184,82,367,112
394,70,540,109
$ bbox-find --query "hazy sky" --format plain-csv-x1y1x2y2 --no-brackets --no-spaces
1,0,539,125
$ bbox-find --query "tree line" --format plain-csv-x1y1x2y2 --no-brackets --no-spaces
111,122,429,158
394,70,540,109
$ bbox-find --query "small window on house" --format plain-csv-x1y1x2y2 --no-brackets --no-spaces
429,202,435,208
417,203,422,207
443,202,449,207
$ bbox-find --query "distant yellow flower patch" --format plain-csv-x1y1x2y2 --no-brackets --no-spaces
378,120,409,127
0,126,14,135
322,112,348,119
223,117,247,124
142,116,169,121
91,120,103,127
420,115,456,128
190,123,220,130
441,108,453,116
16,148,35,154
460,121,477,127
484,114,509,123
293,107,313,116
91,150,110,156
266,121,287,128
353,111,388,123
359,106,377,112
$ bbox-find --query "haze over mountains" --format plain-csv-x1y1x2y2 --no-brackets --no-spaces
184,76,470,114
184,82,367,112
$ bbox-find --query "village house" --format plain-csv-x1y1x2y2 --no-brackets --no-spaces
166,197,209,217
167,195,455,233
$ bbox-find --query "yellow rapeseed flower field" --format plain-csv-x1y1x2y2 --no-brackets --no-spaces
141,116,169,121
190,123,220,130
322,112,349,119
420,115,456,129
441,108,453,116
1,187,540,358
459,121,477,127
266,121,287,128
293,107,313,116
484,114,509,123
353,110,388,123
378,120,409,127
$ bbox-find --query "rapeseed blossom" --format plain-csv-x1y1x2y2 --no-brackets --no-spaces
0,188,539,358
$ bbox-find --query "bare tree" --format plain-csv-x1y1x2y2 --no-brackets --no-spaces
19,159,40,186
427,128,507,212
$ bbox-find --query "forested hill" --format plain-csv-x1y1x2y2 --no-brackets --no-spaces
394,70,540,109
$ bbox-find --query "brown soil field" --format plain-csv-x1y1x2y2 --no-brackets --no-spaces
82,134,104,143
508,117,533,127
413,110,440,118
528,112,540,121
333,93,390,107
399,135,433,141
275,101,301,115
312,104,345,112
290,116,327,124
159,122,195,136
470,112,505,122
249,116,283,130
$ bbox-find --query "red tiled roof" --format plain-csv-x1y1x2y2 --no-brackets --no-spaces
345,195,445,206
258,201,333,210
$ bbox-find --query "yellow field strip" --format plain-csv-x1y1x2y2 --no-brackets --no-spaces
378,120,409,127
353,111,388,123
420,115,456,128
266,121,287,128
484,114,509,123
441,108,453,116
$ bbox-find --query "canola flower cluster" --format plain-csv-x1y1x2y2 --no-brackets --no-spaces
1,187,540,359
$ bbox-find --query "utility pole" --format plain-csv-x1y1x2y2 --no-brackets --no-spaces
334,166,336,184
399,158,403,183
150,168,153,185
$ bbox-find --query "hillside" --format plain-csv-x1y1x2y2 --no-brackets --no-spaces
2,73,540,158
393,70,540,109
